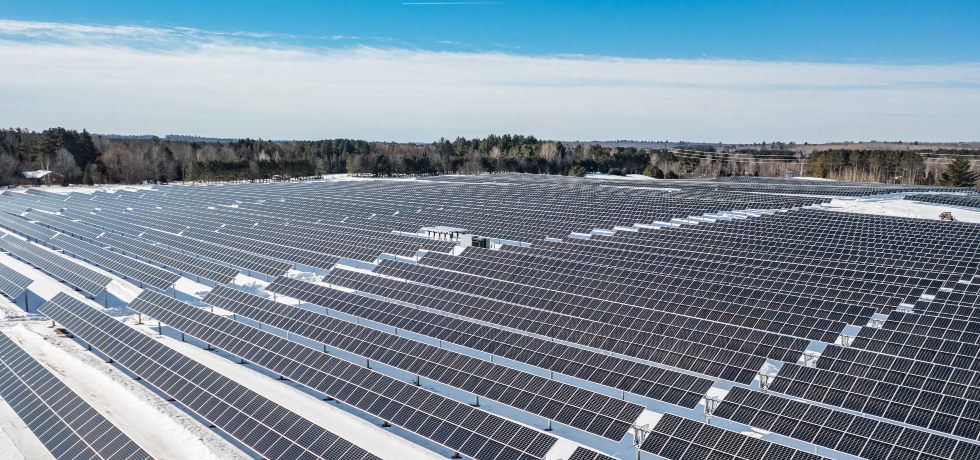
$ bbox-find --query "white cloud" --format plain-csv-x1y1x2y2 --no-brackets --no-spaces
0,19,978,142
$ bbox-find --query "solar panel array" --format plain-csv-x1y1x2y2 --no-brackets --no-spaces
327,267,777,384
0,331,153,460
139,228,292,278
715,386,979,460
0,261,33,300
2,192,68,213
37,292,383,460
46,234,181,291
0,235,111,296
639,413,828,460
12,175,980,460
128,289,559,460
25,210,105,241
429,173,971,198
0,201,31,215
0,211,59,241
96,232,239,285
905,194,980,209
201,285,645,441
266,277,714,408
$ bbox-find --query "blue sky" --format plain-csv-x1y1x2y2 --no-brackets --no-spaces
6,0,978,63
0,1,978,142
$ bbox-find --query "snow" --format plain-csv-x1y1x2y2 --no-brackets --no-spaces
584,173,652,181
820,192,980,223
790,176,836,181
0,395,48,460
2,184,155,195
0,323,250,460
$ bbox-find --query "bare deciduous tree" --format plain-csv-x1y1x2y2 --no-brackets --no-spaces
53,147,82,183
101,147,149,183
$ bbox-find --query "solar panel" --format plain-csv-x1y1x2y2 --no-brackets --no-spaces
566,446,620,460
0,201,31,215
140,228,292,279
25,210,105,241
46,234,181,291
0,211,58,242
37,292,383,460
127,289,560,460
202,284,645,441
641,413,829,460
327,267,771,384
715,386,980,460
0,262,33,300
96,232,239,285
0,235,111,297
0,331,154,460
266,276,715,409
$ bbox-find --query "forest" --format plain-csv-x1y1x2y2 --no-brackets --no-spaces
1,127,976,186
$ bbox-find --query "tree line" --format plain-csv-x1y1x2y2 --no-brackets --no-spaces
2,127,978,187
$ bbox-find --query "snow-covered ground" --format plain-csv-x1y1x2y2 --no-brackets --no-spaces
820,192,980,223
2,184,155,195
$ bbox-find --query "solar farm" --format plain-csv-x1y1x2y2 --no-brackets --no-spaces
1,174,980,460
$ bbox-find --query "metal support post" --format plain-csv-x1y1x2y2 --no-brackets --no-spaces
759,372,774,393
704,396,720,422
632,424,650,460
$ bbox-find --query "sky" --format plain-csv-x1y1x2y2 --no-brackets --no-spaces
1,1,979,142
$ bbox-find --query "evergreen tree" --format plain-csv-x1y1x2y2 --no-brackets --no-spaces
643,164,665,179
937,157,978,187
82,164,94,186
74,130,100,168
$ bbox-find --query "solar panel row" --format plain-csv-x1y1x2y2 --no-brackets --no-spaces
37,293,383,460
139,229,292,278
772,359,980,440
0,261,33,300
716,386,979,460
25,211,105,241
640,413,827,460
46,234,181,291
0,331,153,460
201,285,645,441
426,247,863,336
127,289,559,460
266,277,715,409
330,267,771,384
0,211,59,242
96,232,239,285
0,235,111,297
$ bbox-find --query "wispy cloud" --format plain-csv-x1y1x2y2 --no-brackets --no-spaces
0,19,977,142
